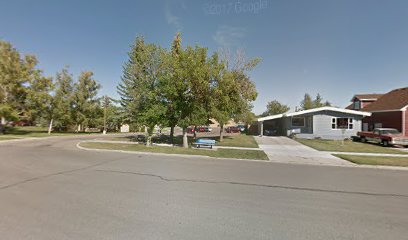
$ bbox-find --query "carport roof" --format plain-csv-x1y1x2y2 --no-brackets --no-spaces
257,107,371,122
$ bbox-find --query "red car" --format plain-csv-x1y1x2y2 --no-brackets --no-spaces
8,121,31,127
187,127,195,134
356,128,408,147
225,126,240,133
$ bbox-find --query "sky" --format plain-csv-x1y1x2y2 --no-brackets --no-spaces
1,0,407,114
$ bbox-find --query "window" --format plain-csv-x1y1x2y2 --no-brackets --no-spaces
332,118,353,129
353,101,361,110
291,117,305,127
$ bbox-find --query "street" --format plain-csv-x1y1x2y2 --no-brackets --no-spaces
0,136,407,240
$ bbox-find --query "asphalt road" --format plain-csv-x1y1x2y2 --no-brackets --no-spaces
0,136,407,240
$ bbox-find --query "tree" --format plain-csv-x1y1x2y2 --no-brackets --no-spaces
71,71,101,132
300,93,314,110
51,67,74,131
300,93,332,110
261,100,290,117
25,71,54,124
0,41,38,131
214,49,259,141
160,32,182,144
175,45,214,147
118,36,167,145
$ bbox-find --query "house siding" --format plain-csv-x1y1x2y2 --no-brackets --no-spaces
285,115,313,135
362,111,403,132
311,111,363,140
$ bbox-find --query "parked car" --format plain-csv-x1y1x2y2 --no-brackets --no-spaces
225,126,240,133
356,128,408,147
237,125,246,132
7,121,31,127
197,126,206,132
187,127,195,134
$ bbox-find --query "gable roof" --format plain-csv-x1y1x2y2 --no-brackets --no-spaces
258,106,371,122
351,94,384,101
362,87,408,112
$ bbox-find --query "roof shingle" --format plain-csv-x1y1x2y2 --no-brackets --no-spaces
352,94,384,101
362,87,408,111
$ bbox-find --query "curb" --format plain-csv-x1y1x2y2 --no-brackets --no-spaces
76,141,408,171
76,141,270,163
326,151,408,157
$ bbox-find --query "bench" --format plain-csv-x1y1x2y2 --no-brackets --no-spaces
193,138,216,149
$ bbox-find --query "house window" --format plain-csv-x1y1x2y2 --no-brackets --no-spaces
332,118,353,129
291,117,305,127
353,101,361,110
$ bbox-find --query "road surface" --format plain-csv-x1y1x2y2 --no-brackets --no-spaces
0,136,407,240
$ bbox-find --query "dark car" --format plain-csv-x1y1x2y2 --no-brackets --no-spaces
225,126,240,133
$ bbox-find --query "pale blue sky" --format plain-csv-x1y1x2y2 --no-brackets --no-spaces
1,0,407,114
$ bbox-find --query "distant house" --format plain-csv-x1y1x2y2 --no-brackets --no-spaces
346,94,384,110
353,87,408,136
257,107,371,140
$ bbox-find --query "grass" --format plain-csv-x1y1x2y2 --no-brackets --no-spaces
0,136,19,141
206,135,259,148
106,134,259,148
80,142,269,160
334,154,408,167
296,138,408,155
0,126,102,139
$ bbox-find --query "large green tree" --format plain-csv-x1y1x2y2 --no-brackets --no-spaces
25,71,54,124
51,67,74,131
118,36,167,145
213,49,259,141
300,93,331,110
71,71,101,131
0,40,53,132
261,100,290,117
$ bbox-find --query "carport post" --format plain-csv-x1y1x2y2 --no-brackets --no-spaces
260,121,264,137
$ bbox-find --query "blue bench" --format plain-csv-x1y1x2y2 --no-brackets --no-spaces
193,138,216,149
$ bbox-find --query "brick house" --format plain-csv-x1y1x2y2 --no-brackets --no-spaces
347,87,408,136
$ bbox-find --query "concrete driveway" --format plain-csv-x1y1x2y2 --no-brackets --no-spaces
255,136,354,166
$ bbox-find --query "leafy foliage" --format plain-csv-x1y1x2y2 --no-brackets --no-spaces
261,100,290,117
300,93,331,110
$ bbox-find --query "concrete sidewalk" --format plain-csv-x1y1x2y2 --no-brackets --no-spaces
255,136,354,166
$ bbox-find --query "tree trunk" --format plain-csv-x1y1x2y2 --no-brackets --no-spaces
48,119,53,135
220,124,224,142
193,125,197,140
146,134,152,147
170,125,175,144
182,127,188,148
0,116,6,134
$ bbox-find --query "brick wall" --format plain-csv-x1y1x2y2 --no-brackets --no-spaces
363,111,403,132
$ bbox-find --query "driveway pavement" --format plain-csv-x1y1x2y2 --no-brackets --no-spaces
255,136,354,166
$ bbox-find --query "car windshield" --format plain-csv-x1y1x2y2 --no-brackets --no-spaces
381,129,400,135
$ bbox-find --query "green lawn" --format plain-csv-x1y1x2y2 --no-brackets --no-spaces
334,154,408,167
1,126,101,139
105,134,259,148
80,142,268,160
0,136,19,141
296,139,408,155
207,135,259,148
